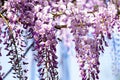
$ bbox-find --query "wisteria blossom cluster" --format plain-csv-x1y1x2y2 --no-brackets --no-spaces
0,0,120,80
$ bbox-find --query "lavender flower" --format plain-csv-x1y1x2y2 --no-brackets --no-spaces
0,0,119,80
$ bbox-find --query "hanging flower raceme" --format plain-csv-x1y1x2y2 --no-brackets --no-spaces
33,2,59,79
68,0,116,80
3,0,59,79
0,0,29,79
33,29,58,79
